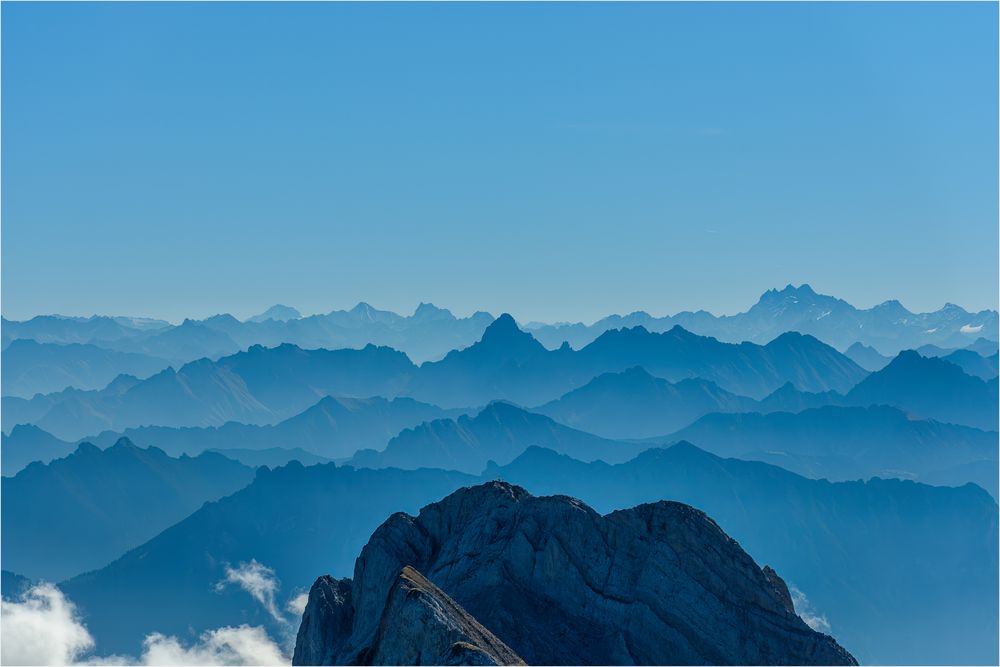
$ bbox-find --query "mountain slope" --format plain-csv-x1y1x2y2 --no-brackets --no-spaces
2,439,255,580
1,339,170,398
844,342,891,372
1,423,77,475
942,349,999,380
60,463,476,656
664,405,998,496
845,350,999,430
487,445,998,665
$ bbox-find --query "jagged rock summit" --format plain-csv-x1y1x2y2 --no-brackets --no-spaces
293,482,856,666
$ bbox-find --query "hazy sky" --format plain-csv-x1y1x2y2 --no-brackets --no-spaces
2,2,997,324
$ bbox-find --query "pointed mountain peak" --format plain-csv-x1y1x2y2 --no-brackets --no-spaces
74,441,102,456
785,283,816,295
412,302,453,321
248,304,301,322
481,313,528,342
874,299,906,310
478,400,530,419
109,437,139,451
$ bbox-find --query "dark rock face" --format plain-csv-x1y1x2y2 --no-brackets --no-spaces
294,482,856,666
293,567,523,666
294,576,353,666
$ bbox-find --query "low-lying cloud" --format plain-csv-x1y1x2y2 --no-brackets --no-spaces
789,584,832,634
286,593,309,617
216,560,285,625
1,583,95,665
1,584,288,666
140,626,286,665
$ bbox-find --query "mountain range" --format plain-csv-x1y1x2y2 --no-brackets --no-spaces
2,316,869,439
5,343,995,476
1,339,171,398
661,405,998,497
52,443,997,665
0,395,459,474
3,285,995,395
528,284,998,354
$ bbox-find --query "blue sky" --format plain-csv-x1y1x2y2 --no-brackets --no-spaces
2,2,997,323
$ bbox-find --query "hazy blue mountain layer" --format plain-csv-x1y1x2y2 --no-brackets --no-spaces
662,405,998,496
1,339,171,398
487,445,999,666
2,439,255,581
528,284,998,354
533,366,758,438
1,395,458,474
941,349,999,380
3,302,494,365
207,447,332,468
349,401,644,473
845,350,999,431
2,317,867,438
408,315,866,407
6,287,995,363
2,423,78,475
844,342,891,372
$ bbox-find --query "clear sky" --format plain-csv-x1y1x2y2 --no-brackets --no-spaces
2,2,997,324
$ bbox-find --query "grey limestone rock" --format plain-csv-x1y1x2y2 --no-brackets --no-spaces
294,482,856,666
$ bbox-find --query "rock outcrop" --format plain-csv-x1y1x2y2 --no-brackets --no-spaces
294,567,523,666
294,482,856,665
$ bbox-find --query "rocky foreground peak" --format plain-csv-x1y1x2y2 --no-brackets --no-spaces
293,482,856,666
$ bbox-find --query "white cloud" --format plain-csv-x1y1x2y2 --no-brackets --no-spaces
285,593,309,617
961,324,984,334
1,583,96,665
140,626,287,666
1,584,288,666
216,560,285,625
789,584,832,634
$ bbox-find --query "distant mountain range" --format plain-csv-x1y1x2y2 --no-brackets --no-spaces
1,339,171,398
2,438,255,581
3,286,995,392
527,284,998,355
54,444,997,665
1,316,869,439
0,396,460,474
2,301,494,366
5,343,994,475
661,405,998,497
